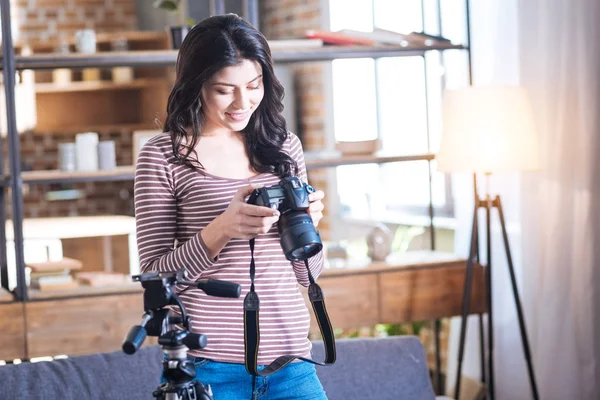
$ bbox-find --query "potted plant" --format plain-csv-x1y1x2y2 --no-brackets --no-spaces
153,0,195,49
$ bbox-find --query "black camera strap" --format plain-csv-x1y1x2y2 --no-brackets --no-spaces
243,238,336,376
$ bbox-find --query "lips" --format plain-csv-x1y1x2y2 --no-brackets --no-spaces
225,110,251,122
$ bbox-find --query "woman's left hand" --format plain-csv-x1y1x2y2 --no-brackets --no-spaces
307,190,325,227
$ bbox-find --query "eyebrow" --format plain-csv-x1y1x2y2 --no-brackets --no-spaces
211,75,263,87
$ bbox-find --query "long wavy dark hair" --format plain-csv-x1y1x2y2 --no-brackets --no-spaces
164,13,297,178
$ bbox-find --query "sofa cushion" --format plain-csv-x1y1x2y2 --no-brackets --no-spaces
0,335,437,400
0,345,163,400
312,336,436,400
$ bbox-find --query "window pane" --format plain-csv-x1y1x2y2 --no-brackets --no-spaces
381,161,446,209
336,161,447,220
329,0,373,31
376,56,428,154
332,58,378,142
337,164,380,220
373,0,422,33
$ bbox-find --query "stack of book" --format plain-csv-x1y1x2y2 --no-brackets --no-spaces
75,271,131,287
27,257,82,291
305,29,452,47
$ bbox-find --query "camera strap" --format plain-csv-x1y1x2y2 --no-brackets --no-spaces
243,238,336,376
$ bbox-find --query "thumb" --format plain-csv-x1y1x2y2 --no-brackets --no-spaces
234,183,263,201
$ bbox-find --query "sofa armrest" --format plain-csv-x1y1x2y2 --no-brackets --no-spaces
311,336,437,400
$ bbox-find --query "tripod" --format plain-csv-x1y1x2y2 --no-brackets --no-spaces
122,270,241,400
454,175,539,400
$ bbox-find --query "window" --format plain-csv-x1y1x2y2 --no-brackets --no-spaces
329,0,469,226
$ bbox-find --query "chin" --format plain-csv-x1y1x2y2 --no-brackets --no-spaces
226,119,252,131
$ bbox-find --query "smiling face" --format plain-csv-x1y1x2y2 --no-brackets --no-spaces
200,59,265,136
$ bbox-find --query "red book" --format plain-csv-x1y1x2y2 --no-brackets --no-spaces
305,29,376,46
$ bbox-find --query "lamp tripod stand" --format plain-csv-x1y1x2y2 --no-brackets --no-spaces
454,175,539,400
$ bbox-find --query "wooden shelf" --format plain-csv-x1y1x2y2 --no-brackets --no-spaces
20,165,135,184
14,31,168,53
35,78,167,94
32,122,158,136
10,43,467,71
28,283,141,301
305,152,435,169
0,153,437,187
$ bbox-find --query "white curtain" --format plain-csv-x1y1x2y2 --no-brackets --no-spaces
445,1,532,398
519,0,600,399
447,0,600,399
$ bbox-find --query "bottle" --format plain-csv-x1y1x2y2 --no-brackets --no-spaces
111,37,134,83
52,40,72,85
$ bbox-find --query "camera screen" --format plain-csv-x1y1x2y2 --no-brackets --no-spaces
267,188,284,197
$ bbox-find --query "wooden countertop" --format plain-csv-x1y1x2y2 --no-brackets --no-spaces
5,215,136,240
27,283,142,301
322,250,465,276
0,287,15,303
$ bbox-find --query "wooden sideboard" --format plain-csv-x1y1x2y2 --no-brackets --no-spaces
0,251,486,361
0,289,26,361
0,285,146,361
306,251,486,334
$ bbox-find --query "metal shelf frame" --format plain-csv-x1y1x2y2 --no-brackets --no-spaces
0,1,473,396
0,44,466,71
0,0,471,310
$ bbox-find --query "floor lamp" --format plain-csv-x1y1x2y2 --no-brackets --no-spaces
436,86,540,400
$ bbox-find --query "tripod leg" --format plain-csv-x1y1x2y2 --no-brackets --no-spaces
485,198,494,400
454,203,479,400
434,319,442,394
494,196,540,400
479,313,486,386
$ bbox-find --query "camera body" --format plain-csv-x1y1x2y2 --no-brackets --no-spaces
247,176,323,261
247,176,312,212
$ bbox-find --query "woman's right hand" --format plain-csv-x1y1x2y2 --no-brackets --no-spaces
217,184,280,240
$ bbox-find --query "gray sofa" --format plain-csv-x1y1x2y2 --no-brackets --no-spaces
0,336,447,400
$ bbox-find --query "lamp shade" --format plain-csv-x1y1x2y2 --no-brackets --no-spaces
436,86,538,173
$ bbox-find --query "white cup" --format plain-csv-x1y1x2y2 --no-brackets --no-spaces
58,143,76,171
98,141,116,170
75,29,97,54
75,132,99,171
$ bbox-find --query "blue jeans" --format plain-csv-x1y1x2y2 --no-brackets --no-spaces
162,358,328,400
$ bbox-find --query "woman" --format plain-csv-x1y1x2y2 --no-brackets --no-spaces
134,13,328,400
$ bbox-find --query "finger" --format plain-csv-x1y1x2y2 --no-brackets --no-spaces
311,212,323,227
234,183,263,202
241,215,279,228
309,201,325,213
308,190,325,202
242,203,280,217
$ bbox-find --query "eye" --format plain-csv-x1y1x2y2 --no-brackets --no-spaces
248,84,261,90
216,89,232,95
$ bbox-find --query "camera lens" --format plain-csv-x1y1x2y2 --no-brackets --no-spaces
290,243,321,260
278,211,323,261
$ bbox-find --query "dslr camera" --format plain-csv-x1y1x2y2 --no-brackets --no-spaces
247,176,323,261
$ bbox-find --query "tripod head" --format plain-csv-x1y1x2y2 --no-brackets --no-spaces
122,269,241,400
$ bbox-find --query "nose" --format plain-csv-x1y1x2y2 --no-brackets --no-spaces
233,88,251,110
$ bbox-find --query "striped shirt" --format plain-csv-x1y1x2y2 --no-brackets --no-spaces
134,132,324,365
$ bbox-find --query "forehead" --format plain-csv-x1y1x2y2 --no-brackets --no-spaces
208,59,263,84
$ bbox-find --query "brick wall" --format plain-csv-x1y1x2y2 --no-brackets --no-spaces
2,129,135,219
11,0,137,44
3,0,138,219
260,0,332,240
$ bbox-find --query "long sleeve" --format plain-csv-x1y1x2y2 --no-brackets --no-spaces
134,139,218,280
288,133,325,286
